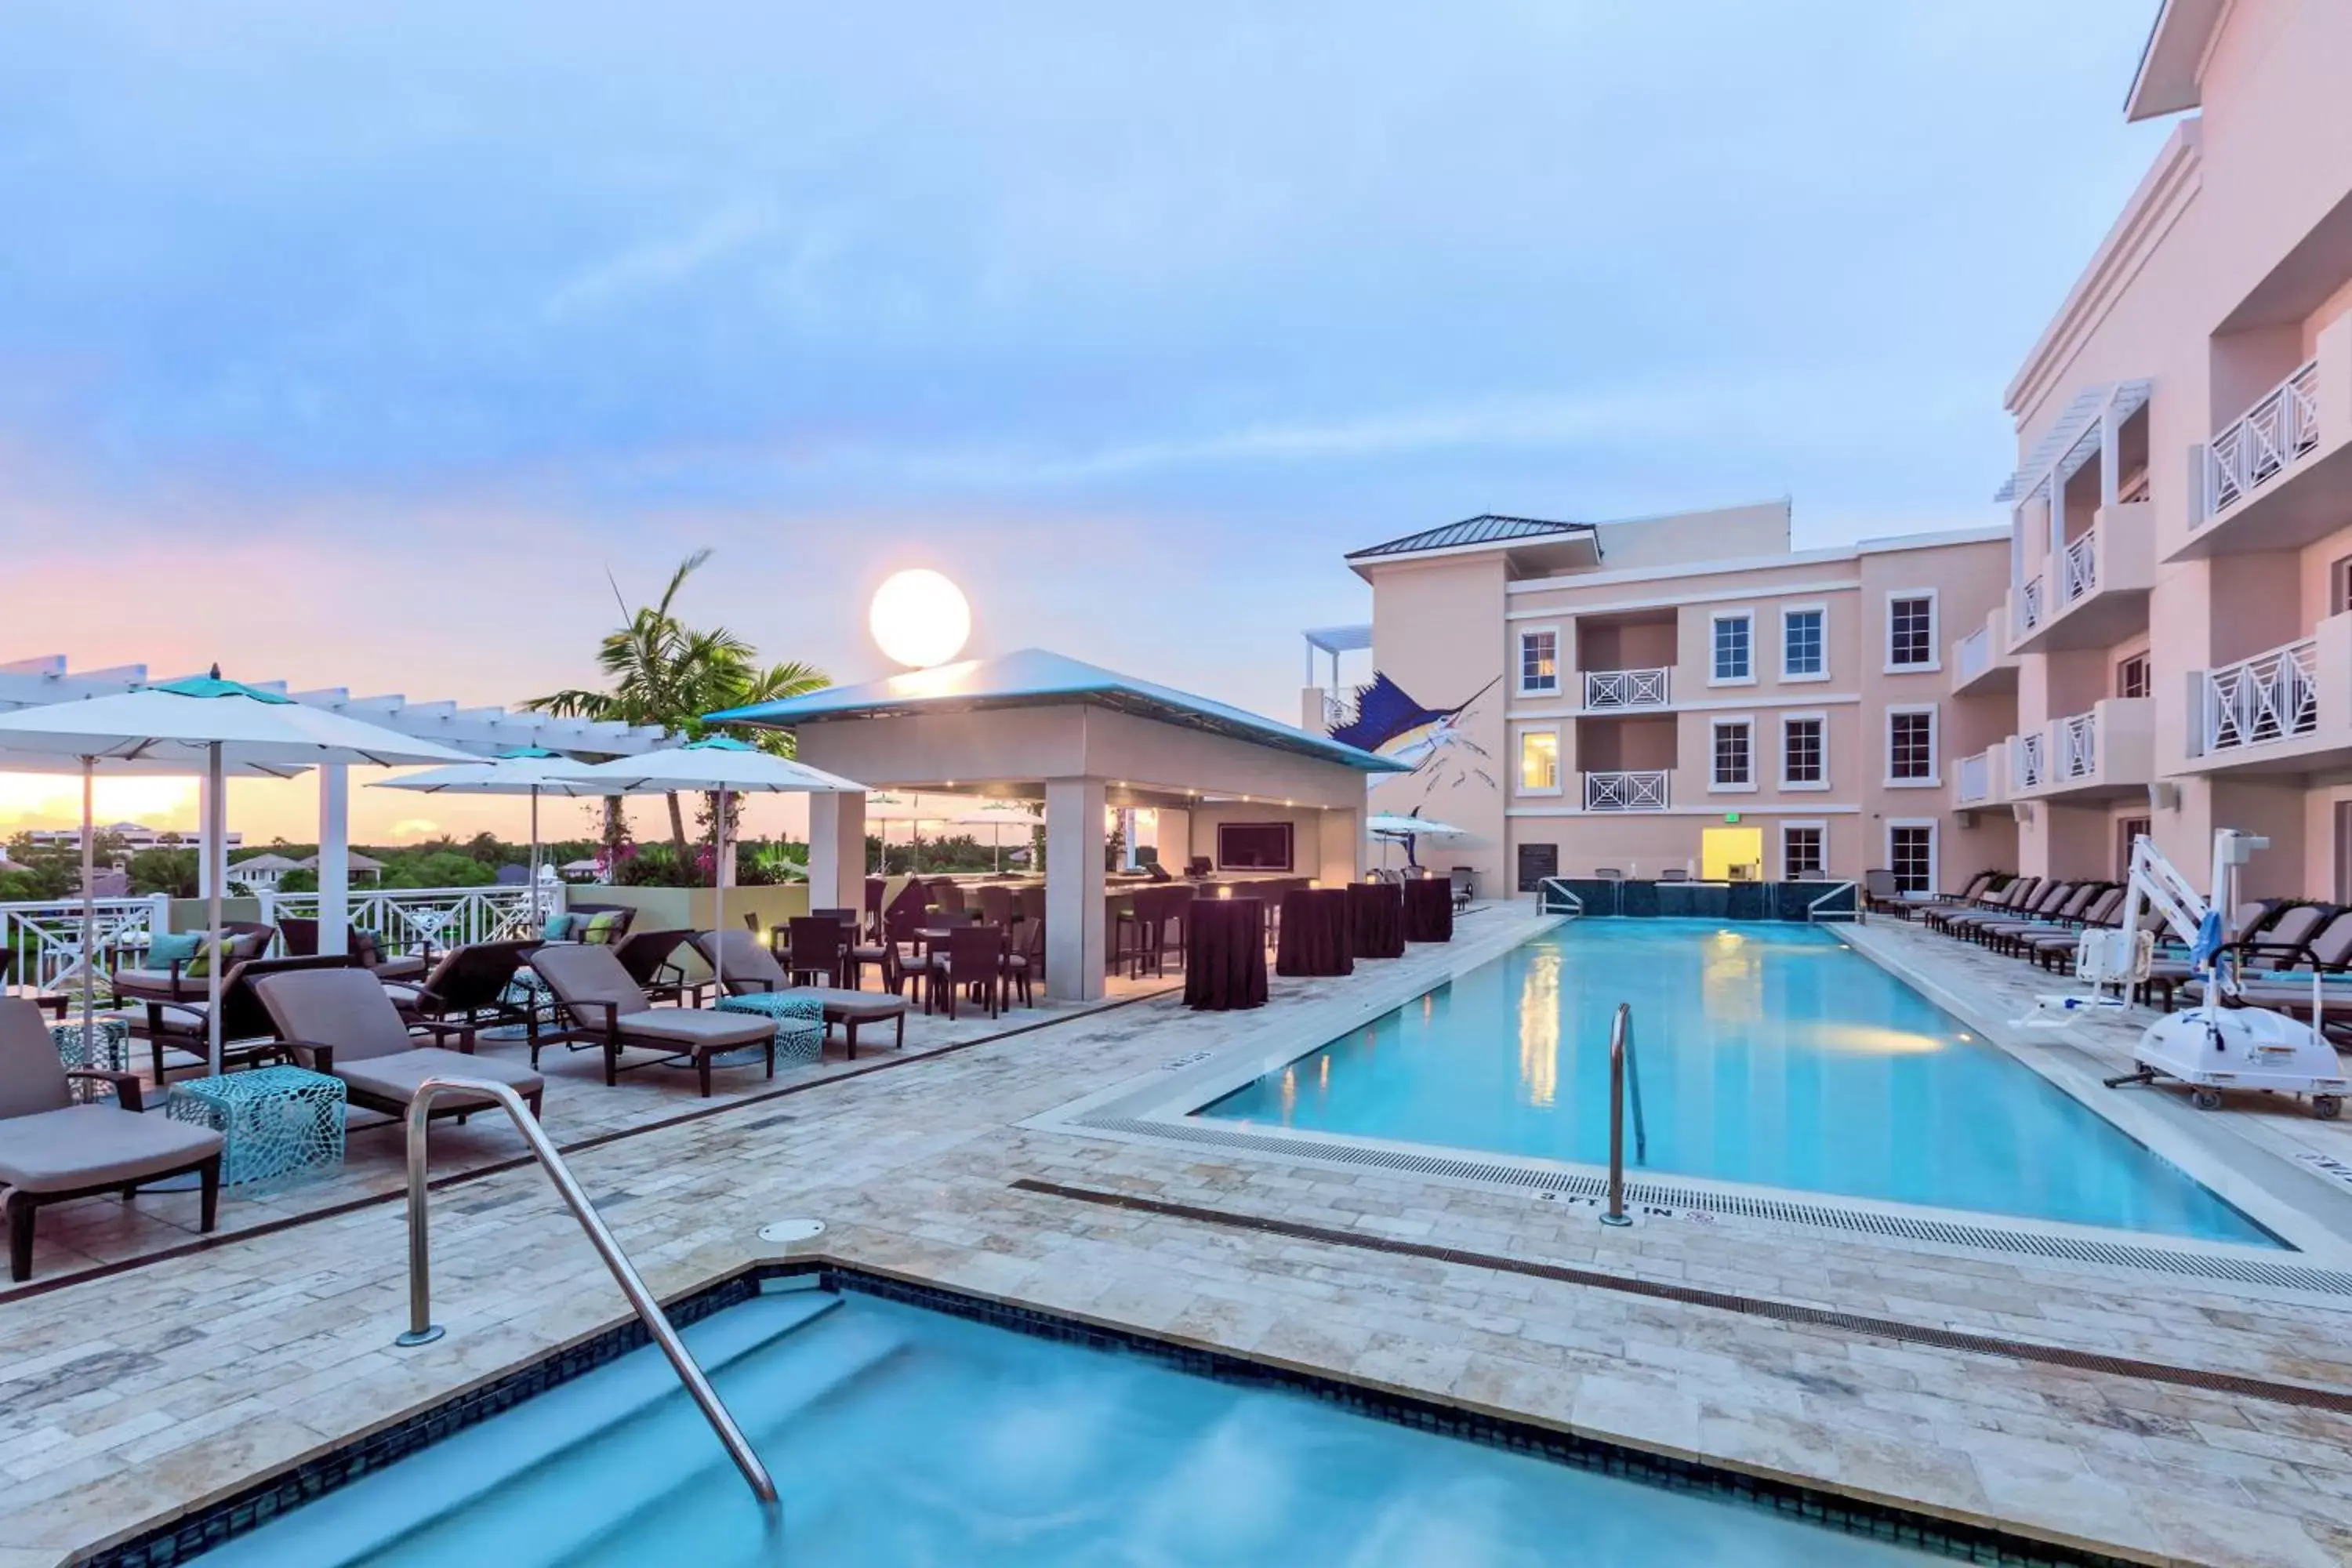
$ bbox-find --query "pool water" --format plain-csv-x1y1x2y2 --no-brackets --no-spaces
1200,920,2274,1245
206,1288,1940,1566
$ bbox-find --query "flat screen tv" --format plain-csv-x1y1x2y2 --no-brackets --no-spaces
1216,821,1294,871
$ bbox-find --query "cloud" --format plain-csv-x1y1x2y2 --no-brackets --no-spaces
543,201,780,320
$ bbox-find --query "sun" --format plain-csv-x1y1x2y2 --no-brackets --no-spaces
869,569,971,669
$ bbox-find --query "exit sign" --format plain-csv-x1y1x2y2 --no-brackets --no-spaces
1723,811,1741,823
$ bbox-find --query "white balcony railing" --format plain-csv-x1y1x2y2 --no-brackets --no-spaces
1582,666,1671,711
2062,528,2098,604
1583,770,1669,811
2201,637,2320,754
1956,750,1991,805
1956,626,1990,683
2013,731,2046,791
0,884,554,997
2208,360,2321,517
2059,711,2098,781
2018,575,2045,634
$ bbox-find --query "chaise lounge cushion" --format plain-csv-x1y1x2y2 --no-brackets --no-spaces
780,987,909,1022
0,1103,223,1193
609,1009,773,1051
334,1048,543,1111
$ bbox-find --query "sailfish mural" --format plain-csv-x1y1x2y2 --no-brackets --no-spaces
1332,672,1499,808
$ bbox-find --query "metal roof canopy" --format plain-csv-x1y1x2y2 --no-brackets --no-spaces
1346,513,1600,563
1992,380,2151,505
1301,624,1373,655
0,655,671,760
712,648,1406,775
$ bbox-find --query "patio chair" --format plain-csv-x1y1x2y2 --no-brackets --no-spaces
1450,866,1475,913
609,927,699,1005
1003,913,1042,1006
1593,867,1624,880
1860,869,1907,916
929,879,967,915
384,939,540,1033
933,924,1009,1020
529,941,779,1096
689,930,902,1058
111,921,278,1007
863,878,886,941
975,885,1015,927
2,996,223,1282
782,917,846,990
141,953,358,1083
252,967,544,1123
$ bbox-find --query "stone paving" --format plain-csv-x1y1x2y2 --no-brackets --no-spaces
6,907,2352,1566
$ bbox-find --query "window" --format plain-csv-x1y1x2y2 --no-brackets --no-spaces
2117,652,2149,700
1519,730,1560,793
1888,822,1936,894
1519,627,1559,695
1781,715,1824,787
1886,592,1936,670
1215,822,1294,870
1781,606,1825,680
2332,555,2352,618
1711,719,1753,789
1781,824,1826,879
1711,612,1753,683
1887,706,1936,783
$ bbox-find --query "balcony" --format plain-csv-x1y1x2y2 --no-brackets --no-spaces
1955,742,2008,808
2008,698,2154,802
2183,614,2352,775
1951,609,2016,695
1583,770,1669,812
2175,316,2352,559
1582,666,1671,712
2004,505,2156,655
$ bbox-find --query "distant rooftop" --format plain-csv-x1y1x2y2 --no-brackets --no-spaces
710,648,1407,773
1345,514,1597,562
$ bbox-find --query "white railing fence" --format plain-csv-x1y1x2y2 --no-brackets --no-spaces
2201,637,2320,754
2,895,172,994
2060,711,2098,781
1320,690,1344,730
1583,770,1669,811
2208,359,2320,516
1582,667,1671,711
1956,626,1990,683
2062,528,2099,604
2013,731,2046,791
2018,575,2045,634
1956,750,1990,805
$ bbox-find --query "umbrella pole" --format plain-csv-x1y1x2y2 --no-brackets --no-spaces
528,786,542,932
205,742,225,1079
713,786,728,989
78,757,96,1043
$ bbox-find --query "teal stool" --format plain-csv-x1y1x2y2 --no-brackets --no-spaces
166,1066,347,1190
713,993,826,1067
48,1015,132,1102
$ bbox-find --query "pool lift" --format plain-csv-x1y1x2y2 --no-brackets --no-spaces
2097,829,2347,1120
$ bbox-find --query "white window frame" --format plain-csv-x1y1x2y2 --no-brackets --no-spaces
1886,818,1940,896
1516,725,1563,797
1708,714,1757,793
1884,702,1940,787
1777,710,1830,791
2116,650,2150,701
1779,602,1828,683
2330,554,2352,618
1708,609,1756,687
1779,819,1828,880
1517,624,1562,698
1883,588,1940,673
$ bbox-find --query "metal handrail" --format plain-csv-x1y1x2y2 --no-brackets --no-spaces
1600,1003,1646,1228
395,1076,778,1505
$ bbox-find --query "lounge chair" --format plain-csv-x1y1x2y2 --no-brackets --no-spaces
1980,884,2111,953
140,953,358,1083
1948,882,2071,942
1922,876,2028,933
1860,869,1906,916
691,931,906,1058
111,921,278,1007
253,967,545,1121
384,939,539,1033
608,927,699,1006
280,918,428,982
529,941,779,1096
1,996,223,1281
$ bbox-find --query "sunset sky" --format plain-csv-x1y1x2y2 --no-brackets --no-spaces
0,2,2169,844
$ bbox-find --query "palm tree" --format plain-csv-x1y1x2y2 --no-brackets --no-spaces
526,551,829,859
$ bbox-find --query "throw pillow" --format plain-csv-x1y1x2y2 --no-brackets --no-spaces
583,912,621,946
183,936,234,979
542,912,575,942
147,931,202,967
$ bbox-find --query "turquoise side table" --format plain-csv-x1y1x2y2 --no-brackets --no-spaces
166,1066,348,1189
713,993,826,1067
48,1015,132,1102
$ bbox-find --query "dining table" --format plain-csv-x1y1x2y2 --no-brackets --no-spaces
1400,877,1454,944
1185,896,1268,1011
1345,880,1406,960
1276,887,1352,978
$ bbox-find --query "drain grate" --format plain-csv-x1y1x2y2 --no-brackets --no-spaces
1011,1178,2352,1416
1074,1114,2352,1298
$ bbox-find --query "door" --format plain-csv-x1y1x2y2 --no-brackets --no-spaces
1700,826,1763,881
2116,815,2151,881
2337,800,2352,903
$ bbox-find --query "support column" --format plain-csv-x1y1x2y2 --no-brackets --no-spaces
318,763,350,956
2099,397,2121,510
1044,777,1106,1003
808,792,867,916
1318,804,1363,887
1154,806,1191,874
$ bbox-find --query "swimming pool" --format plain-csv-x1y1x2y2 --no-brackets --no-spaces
195,1279,1961,1566
1199,920,2274,1246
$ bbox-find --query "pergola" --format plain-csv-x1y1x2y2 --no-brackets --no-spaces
712,648,1407,1001
0,655,668,953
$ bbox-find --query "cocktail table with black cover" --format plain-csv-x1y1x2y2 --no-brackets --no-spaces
1401,877,1454,943
1185,896,1268,1011
1276,887,1352,978
1346,881,1406,960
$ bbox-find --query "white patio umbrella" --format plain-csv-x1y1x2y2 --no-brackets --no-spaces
0,670,475,1074
372,747,640,931
865,793,960,874
1367,812,1464,871
956,800,1038,876
558,737,865,985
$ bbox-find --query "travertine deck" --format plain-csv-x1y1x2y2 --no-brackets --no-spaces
7,908,2352,1566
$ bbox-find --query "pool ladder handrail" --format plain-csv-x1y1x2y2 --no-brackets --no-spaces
1601,1003,1647,1228
394,1075,779,1506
